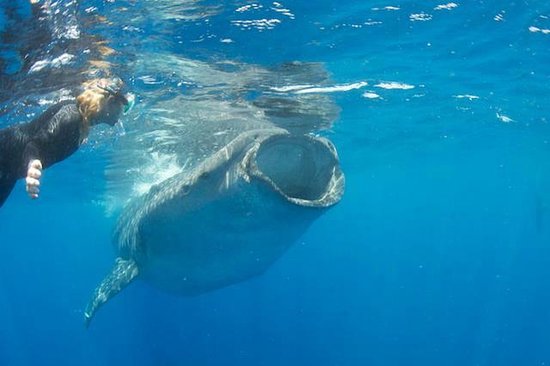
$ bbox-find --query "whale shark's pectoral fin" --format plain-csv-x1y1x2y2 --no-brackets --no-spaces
84,257,139,328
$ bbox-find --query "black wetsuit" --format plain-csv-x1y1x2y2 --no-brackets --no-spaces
0,100,83,207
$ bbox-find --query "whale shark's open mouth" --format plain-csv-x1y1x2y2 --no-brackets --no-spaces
250,134,345,207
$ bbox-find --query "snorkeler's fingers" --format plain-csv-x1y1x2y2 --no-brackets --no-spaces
25,177,40,188
25,178,40,199
29,159,42,170
28,167,42,179
25,161,42,200
26,183,39,192
27,191,40,198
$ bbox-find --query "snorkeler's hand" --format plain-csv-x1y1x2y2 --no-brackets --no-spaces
25,159,42,199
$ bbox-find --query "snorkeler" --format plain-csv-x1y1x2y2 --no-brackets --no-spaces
0,77,135,207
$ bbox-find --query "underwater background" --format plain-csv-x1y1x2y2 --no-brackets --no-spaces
1,0,550,365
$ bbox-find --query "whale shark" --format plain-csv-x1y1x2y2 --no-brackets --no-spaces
84,127,344,326
84,57,345,326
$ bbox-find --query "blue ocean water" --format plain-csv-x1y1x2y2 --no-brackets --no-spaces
0,1,549,365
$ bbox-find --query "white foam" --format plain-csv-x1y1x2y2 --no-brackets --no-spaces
372,6,400,11
236,4,262,12
271,2,295,19
454,94,480,100
235,2,294,19
138,75,163,84
496,113,514,123
134,152,184,196
494,12,505,22
362,92,381,99
290,82,368,94
29,53,75,73
434,3,458,10
374,82,415,90
332,22,372,30
270,84,315,92
231,19,282,30
410,13,432,21
63,25,80,39
529,26,550,34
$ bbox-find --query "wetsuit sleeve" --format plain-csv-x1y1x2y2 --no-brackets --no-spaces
22,141,41,168
21,103,82,172
20,102,65,167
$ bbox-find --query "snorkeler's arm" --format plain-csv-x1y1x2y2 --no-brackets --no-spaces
21,102,80,199
21,102,69,165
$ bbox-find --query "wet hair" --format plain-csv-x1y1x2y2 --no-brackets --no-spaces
76,78,124,138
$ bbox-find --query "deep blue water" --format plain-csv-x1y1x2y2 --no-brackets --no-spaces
1,1,550,365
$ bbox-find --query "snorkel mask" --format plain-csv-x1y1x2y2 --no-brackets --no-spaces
96,79,135,115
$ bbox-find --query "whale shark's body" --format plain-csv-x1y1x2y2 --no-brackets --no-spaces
84,128,344,326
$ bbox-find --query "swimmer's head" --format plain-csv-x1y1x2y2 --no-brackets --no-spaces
95,78,135,116
77,77,135,130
